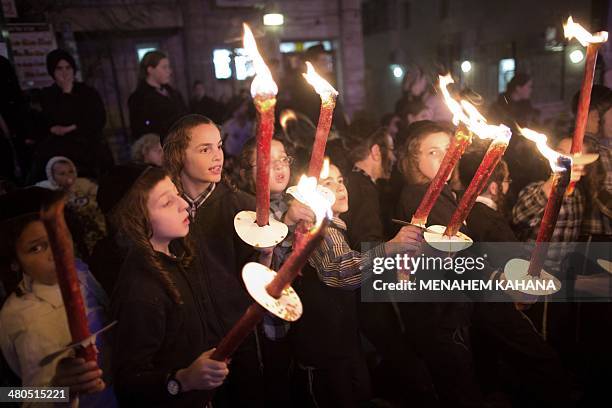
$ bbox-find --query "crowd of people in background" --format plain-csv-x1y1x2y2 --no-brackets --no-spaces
0,44,611,408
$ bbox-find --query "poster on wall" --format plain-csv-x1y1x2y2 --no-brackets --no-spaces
7,23,57,89
1,0,18,18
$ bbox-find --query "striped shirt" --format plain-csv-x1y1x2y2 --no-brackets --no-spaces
308,216,387,289
183,183,215,220
512,180,584,274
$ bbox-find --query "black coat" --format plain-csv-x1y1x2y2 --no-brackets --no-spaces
187,181,257,343
111,244,211,407
128,83,187,141
466,202,528,269
341,169,385,249
394,183,472,329
40,82,106,141
32,82,111,181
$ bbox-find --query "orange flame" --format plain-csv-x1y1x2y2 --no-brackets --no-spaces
243,23,278,97
519,127,572,172
439,74,512,142
294,175,332,228
319,158,330,179
279,109,297,130
563,16,608,46
302,62,338,100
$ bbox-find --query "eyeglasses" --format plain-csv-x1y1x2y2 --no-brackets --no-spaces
250,156,294,169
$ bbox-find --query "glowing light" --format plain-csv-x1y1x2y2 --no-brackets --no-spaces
569,49,584,64
302,62,338,99
263,13,284,26
439,74,512,141
564,16,608,47
461,60,472,73
320,158,330,179
392,65,404,78
243,23,278,97
519,127,572,172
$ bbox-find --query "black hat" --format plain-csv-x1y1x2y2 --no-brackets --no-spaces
46,49,77,77
0,187,60,224
97,163,151,214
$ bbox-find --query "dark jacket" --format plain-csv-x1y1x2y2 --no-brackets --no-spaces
128,82,187,141
40,82,106,141
466,201,527,269
341,169,385,249
394,183,472,328
187,181,257,343
111,243,211,407
290,264,361,368
190,95,225,125
88,234,127,296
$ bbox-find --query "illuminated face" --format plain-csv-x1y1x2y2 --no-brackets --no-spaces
380,134,396,180
15,221,57,286
514,80,533,100
148,58,172,85
147,177,190,243
320,164,348,215
181,124,224,185
417,131,451,181
53,60,74,88
52,162,76,190
251,140,291,194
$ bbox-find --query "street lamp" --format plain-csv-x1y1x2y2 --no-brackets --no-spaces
263,13,284,26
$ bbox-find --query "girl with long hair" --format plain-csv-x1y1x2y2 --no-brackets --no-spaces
110,166,228,407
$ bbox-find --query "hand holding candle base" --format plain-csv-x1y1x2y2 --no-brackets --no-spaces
424,225,473,253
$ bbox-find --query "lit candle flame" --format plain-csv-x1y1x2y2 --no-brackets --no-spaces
439,74,512,142
243,23,278,97
319,158,330,179
279,109,297,130
563,16,608,47
519,127,573,172
302,62,339,100
294,175,333,228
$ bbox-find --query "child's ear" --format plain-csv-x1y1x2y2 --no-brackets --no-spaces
371,144,382,161
489,182,499,197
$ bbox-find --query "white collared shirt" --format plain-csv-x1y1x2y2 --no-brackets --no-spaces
0,260,108,388
475,195,497,211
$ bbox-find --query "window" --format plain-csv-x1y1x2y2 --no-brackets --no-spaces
213,49,232,79
279,41,332,54
136,43,159,61
498,58,516,93
233,48,255,80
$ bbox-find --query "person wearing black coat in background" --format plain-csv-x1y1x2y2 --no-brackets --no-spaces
394,121,483,408
29,49,114,182
128,51,187,142
341,124,438,406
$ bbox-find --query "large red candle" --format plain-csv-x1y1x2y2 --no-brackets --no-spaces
210,217,329,361
412,124,472,226
41,197,96,362
253,95,277,226
564,17,608,194
444,132,511,237
302,62,339,178
527,156,572,277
